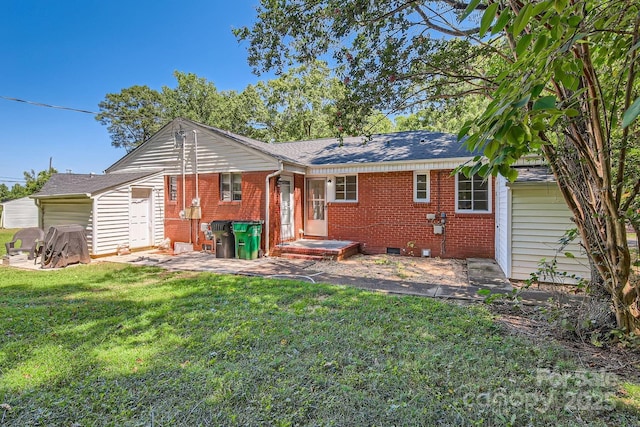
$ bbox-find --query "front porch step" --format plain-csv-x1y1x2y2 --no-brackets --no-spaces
272,240,360,261
279,253,329,261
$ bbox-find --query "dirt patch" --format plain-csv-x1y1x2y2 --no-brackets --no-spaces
306,254,467,287
490,302,640,381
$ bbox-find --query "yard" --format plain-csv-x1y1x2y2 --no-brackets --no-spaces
0,259,638,426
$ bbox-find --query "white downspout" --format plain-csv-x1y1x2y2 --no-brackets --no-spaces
182,134,186,216
265,162,284,256
193,130,200,246
193,130,199,202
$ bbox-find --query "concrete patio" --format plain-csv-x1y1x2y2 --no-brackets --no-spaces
2,249,555,305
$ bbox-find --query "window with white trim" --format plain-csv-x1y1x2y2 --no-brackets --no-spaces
335,175,357,201
456,172,490,212
414,172,430,202
221,173,242,201
169,176,177,201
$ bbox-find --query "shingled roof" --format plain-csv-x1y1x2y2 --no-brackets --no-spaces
200,125,474,166
33,171,159,198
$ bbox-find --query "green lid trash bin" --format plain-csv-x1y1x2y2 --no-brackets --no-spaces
232,221,263,260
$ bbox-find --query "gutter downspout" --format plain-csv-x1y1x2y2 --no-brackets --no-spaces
193,130,199,204
265,162,284,256
182,134,186,217
193,129,199,246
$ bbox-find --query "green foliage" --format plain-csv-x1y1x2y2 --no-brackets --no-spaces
95,85,165,152
0,168,56,202
395,97,488,134
23,168,57,195
235,0,640,332
0,263,638,425
251,61,346,141
96,62,392,148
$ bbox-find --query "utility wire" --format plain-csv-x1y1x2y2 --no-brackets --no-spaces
0,95,98,115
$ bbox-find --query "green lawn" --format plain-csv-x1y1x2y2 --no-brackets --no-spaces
0,264,638,426
0,228,19,257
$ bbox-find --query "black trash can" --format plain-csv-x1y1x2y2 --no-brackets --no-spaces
210,220,235,258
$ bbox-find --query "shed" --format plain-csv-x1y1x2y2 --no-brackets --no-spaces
31,171,165,255
495,167,591,284
0,196,39,228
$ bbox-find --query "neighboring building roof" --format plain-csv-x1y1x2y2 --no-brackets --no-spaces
32,171,159,198
511,166,556,184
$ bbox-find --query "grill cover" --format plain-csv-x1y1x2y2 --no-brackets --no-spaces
41,225,91,268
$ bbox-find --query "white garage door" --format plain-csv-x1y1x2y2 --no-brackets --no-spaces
41,200,93,251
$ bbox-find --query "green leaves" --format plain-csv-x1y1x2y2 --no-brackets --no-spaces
516,34,533,56
492,9,511,35
532,96,556,111
622,97,640,128
460,0,482,22
479,3,499,37
512,3,533,35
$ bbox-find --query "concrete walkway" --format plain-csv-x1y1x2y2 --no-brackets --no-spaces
98,251,556,304
3,250,556,304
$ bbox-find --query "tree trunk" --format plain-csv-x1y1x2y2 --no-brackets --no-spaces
543,137,640,335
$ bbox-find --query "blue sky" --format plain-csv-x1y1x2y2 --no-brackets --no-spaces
0,0,267,186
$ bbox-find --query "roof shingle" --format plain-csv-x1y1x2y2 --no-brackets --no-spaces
33,171,158,197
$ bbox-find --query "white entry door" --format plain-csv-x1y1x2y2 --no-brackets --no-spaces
305,178,327,236
130,188,151,248
280,179,295,241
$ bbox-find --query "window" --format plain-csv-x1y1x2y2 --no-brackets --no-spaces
456,172,490,212
335,175,357,201
221,173,242,201
169,176,177,201
414,172,430,202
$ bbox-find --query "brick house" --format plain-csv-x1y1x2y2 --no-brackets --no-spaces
103,117,496,259
32,117,589,283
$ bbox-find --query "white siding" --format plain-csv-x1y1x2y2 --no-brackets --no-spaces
107,124,279,174
0,197,38,228
495,176,510,277
511,184,591,284
40,200,93,252
93,173,165,255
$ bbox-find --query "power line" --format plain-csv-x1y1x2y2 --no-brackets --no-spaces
0,95,98,115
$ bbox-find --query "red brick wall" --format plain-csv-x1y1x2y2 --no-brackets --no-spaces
163,170,495,259
164,172,271,250
326,170,494,258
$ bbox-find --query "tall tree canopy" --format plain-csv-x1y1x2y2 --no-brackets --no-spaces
0,167,57,201
236,0,640,334
95,85,165,152
96,63,390,149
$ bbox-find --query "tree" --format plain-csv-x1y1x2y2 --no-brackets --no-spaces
251,61,345,141
162,71,266,139
0,183,9,202
235,0,640,334
395,97,488,133
96,85,165,152
23,168,57,194
96,64,391,148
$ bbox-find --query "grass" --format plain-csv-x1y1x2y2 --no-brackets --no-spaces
0,228,19,257
0,264,638,426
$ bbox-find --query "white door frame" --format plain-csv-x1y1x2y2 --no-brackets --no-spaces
305,177,327,237
129,187,152,248
279,176,295,241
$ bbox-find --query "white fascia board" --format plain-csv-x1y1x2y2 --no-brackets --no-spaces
306,157,475,175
